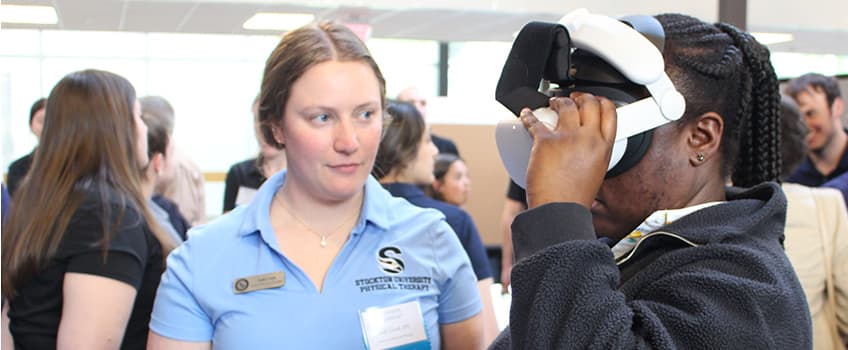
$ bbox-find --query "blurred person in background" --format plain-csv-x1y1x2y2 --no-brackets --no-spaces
779,94,848,350
498,180,526,294
2,69,177,349
222,96,287,212
6,97,46,196
375,101,498,345
427,153,472,208
783,73,848,187
397,86,460,156
141,110,190,242
139,95,207,225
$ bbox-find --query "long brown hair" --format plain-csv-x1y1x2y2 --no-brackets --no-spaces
2,69,176,298
258,20,386,149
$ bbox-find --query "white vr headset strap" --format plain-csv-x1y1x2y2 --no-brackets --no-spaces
559,8,685,121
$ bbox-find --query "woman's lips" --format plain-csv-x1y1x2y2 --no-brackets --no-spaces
329,163,361,174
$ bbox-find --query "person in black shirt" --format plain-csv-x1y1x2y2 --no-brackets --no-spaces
6,98,46,196
498,179,526,293
1,69,177,350
223,98,286,212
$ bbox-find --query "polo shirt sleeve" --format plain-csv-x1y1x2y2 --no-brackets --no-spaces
149,240,213,342
430,218,482,324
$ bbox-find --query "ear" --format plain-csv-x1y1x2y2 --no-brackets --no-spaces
151,153,165,175
271,121,286,146
685,112,724,166
431,180,443,193
832,97,845,122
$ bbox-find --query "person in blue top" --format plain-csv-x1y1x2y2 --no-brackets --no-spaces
373,101,499,345
148,21,483,350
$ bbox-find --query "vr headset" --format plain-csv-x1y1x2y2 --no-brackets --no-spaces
495,8,686,188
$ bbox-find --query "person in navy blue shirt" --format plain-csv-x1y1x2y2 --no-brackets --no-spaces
784,73,848,186
374,101,499,345
780,91,848,208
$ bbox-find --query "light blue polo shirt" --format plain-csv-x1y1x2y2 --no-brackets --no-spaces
150,170,482,349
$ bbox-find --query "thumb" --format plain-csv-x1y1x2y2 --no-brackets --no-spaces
520,108,552,141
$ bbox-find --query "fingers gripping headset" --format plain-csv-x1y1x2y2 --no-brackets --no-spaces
495,8,686,188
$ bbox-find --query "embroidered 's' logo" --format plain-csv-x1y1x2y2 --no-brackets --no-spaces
377,246,405,274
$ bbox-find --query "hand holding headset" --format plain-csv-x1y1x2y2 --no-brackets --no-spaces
495,9,686,188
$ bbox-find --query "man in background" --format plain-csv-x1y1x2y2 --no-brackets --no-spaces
397,86,460,156
784,73,848,186
6,98,45,196
140,95,207,226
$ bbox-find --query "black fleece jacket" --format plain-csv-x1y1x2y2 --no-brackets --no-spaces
491,182,811,349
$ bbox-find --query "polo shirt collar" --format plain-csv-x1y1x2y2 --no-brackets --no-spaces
360,175,392,231
237,170,391,239
381,182,426,200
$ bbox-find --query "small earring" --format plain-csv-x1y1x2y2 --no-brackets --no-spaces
696,153,705,162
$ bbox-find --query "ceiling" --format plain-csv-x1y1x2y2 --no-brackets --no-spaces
3,0,848,55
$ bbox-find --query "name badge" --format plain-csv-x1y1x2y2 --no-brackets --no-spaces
233,271,285,294
359,300,431,350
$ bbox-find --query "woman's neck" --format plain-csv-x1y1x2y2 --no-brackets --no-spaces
141,171,156,199
260,153,287,178
378,169,414,184
276,176,364,231
811,129,848,175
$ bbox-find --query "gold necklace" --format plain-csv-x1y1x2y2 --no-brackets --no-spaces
275,193,362,248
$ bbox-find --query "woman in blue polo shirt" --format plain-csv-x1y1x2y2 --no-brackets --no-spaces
374,102,500,345
148,21,483,350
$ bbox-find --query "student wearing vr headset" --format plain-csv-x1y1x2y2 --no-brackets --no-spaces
493,10,811,349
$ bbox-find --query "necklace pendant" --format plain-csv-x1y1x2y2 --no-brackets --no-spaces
320,236,328,247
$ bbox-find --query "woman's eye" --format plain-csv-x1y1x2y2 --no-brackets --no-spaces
312,114,330,123
359,110,373,119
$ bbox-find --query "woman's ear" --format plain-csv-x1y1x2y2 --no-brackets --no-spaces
832,97,845,123
271,121,285,146
151,153,165,175
687,112,724,166
431,180,443,194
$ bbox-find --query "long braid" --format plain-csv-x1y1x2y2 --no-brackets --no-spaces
715,23,781,186
657,14,781,187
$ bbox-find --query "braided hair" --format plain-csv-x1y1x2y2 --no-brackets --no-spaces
656,14,781,187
